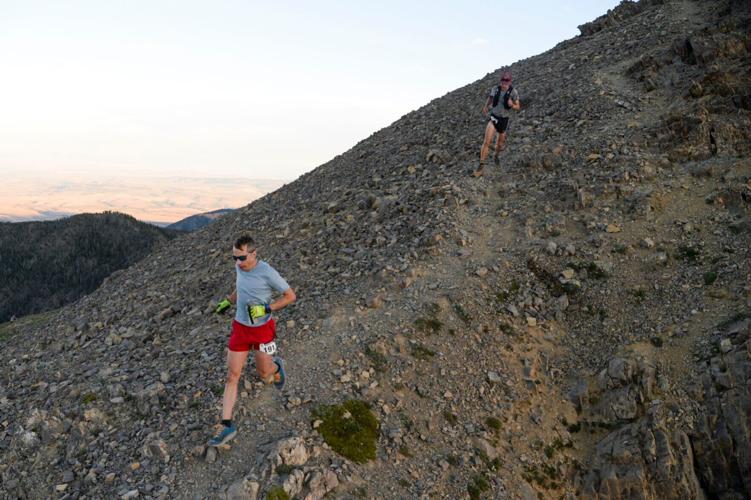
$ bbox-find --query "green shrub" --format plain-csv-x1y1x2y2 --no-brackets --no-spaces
312,400,379,463
266,486,289,500
485,416,502,432
414,317,442,334
467,474,491,500
704,271,717,285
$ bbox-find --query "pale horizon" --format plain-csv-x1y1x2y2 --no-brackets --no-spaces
1,1,620,222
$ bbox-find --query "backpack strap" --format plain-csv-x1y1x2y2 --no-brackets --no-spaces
491,85,501,108
503,85,515,110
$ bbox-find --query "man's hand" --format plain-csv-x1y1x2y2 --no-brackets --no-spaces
215,298,232,314
249,303,271,321
507,98,513,108
482,106,488,117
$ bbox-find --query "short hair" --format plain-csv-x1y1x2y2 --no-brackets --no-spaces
234,235,255,251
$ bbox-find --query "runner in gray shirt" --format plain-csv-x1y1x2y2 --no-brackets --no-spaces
474,70,521,177
209,234,296,446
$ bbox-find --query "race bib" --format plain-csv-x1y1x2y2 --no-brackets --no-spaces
259,341,277,355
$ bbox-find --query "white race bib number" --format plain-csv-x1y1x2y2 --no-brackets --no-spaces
259,341,277,355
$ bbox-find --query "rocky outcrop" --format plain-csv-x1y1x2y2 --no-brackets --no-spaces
691,315,751,498
579,405,704,499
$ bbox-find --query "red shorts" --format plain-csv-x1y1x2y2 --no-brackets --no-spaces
228,319,276,352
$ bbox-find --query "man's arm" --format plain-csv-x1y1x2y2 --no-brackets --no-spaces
229,290,237,303
481,96,492,116
507,91,521,111
270,287,296,312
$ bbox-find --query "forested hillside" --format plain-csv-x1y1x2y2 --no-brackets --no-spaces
0,212,175,322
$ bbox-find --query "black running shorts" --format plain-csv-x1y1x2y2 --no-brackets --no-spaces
489,114,509,133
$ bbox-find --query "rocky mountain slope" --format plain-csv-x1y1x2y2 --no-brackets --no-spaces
0,212,176,323
1,0,750,498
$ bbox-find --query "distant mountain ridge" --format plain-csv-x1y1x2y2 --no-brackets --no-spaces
166,208,234,232
0,211,176,323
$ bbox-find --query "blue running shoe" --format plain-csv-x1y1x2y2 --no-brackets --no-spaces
273,357,286,390
208,424,237,447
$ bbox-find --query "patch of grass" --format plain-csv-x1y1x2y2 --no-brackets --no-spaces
398,478,412,489
567,422,581,433
0,310,57,342
650,336,664,347
365,346,388,373
527,258,566,296
485,416,502,432
499,323,514,335
398,445,413,458
495,281,521,304
266,486,289,500
352,487,367,498
275,464,294,475
424,302,441,317
487,456,502,472
631,288,646,302
613,243,628,254
312,399,379,464
704,271,718,285
209,383,224,396
586,262,609,279
523,464,558,490
676,244,700,262
467,474,491,500
411,344,435,360
81,393,97,405
453,303,471,325
544,437,572,459
446,453,461,466
443,411,458,426
414,317,442,334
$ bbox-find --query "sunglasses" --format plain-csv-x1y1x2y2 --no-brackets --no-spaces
232,249,256,261
501,78,511,83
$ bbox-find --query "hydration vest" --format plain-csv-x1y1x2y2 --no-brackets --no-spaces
492,85,515,110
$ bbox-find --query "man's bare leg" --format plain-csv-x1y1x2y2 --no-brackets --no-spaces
494,132,507,163
475,123,497,176
254,350,280,384
221,349,249,420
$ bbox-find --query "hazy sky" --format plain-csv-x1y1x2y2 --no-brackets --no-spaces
0,0,620,221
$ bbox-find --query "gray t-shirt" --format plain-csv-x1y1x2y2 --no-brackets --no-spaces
488,85,520,118
235,260,290,327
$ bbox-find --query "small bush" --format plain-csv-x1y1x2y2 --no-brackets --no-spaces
414,317,442,334
453,303,471,325
411,344,435,360
677,245,700,261
365,346,388,372
275,464,294,475
467,474,491,500
704,271,718,285
266,486,289,500
81,393,97,405
485,416,502,432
